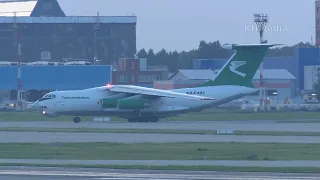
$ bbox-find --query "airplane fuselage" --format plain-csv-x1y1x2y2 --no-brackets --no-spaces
36,85,257,119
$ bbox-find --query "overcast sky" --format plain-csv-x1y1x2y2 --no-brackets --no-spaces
1,0,316,52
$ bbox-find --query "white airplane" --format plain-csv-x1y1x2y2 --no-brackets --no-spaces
33,43,277,123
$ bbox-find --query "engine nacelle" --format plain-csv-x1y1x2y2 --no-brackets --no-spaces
117,99,151,109
100,98,119,108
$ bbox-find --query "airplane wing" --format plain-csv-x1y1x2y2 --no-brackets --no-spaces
104,85,215,100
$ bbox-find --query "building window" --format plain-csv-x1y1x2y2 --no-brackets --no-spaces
132,75,135,82
67,24,73,31
317,19,319,26
317,31,320,37
132,62,134,69
139,75,153,82
104,47,108,57
111,27,116,37
118,75,126,82
151,75,156,81
317,7,319,13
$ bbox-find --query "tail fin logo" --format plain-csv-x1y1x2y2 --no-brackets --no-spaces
229,61,246,77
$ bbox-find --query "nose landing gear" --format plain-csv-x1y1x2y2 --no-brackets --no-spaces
73,116,81,123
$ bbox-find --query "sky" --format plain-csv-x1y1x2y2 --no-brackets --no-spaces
0,0,316,52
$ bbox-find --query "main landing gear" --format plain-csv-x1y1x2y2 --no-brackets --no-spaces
73,116,81,123
127,117,159,123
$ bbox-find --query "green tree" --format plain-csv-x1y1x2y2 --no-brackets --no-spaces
137,48,147,58
136,41,310,73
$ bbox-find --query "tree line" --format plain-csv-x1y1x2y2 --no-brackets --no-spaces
137,40,315,72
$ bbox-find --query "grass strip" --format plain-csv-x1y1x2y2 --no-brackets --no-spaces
1,142,320,160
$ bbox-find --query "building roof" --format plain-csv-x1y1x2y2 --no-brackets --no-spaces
0,0,66,16
0,0,137,23
0,0,36,16
0,16,137,23
170,69,218,80
31,0,65,17
253,69,296,80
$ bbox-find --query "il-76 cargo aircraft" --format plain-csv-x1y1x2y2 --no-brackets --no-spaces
33,43,276,123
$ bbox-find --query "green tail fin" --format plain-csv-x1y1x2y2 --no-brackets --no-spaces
200,44,276,88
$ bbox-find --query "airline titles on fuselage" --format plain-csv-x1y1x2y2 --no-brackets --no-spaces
61,96,90,100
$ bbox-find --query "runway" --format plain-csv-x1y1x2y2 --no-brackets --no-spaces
1,119,320,175
0,167,319,180
1,131,320,143
1,120,320,132
4,159,320,167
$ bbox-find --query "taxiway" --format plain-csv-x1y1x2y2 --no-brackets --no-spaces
1,120,320,132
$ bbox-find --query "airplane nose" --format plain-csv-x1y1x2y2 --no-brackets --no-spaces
32,100,39,109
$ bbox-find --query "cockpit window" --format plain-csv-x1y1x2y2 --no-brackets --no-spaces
38,94,56,102
43,94,56,99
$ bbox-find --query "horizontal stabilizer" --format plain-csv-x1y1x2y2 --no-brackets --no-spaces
222,43,282,50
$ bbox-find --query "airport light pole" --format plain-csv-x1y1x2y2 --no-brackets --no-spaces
12,12,23,111
93,11,100,65
254,13,268,111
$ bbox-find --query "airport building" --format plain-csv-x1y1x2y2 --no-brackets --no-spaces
0,0,137,106
0,0,136,64
304,65,320,91
112,58,169,88
316,0,320,47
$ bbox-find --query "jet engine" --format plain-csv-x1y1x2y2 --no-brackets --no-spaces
100,98,119,108
100,93,131,108
117,99,151,109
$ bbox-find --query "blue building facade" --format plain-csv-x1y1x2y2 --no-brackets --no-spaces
0,65,112,90
295,48,320,90
193,57,297,74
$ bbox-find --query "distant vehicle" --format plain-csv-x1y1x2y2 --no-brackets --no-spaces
33,44,276,123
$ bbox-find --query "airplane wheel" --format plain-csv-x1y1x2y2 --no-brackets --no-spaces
128,118,137,122
73,116,81,123
150,118,159,122
137,117,159,122
128,117,159,123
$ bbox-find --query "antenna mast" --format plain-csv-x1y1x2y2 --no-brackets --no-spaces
254,13,268,111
